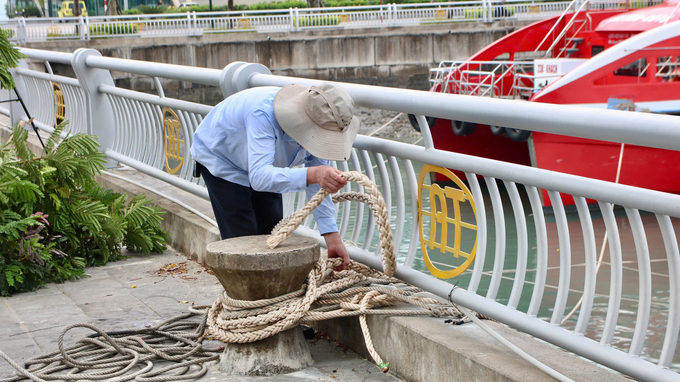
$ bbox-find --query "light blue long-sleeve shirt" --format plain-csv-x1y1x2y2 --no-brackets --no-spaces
190,86,338,235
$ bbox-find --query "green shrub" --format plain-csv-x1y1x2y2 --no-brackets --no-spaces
0,124,168,296
247,0,306,10
89,23,139,35
123,8,143,14
296,15,339,27
464,8,482,19
138,4,166,13
492,6,514,18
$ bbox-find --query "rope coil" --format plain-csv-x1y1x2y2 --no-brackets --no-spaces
207,171,468,372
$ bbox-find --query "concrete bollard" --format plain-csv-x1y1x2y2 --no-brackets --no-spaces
204,235,320,376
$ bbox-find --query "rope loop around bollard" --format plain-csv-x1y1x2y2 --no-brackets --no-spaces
266,171,397,277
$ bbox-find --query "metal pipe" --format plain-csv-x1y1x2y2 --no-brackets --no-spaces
526,185,548,317
351,134,680,218
465,172,487,294
573,196,596,334
655,214,680,368
248,73,680,152
485,176,505,300
504,180,527,309
548,190,570,326
104,149,210,200
625,207,651,357
86,56,221,86
598,201,622,345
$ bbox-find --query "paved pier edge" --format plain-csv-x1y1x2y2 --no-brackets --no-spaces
1,125,629,382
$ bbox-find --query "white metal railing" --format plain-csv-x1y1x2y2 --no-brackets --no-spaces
1,0,665,43
3,46,680,380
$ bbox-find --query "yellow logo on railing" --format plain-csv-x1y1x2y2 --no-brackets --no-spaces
52,82,65,127
338,14,350,24
434,9,447,20
418,165,477,279
238,18,252,29
528,5,540,13
134,23,147,33
163,107,184,174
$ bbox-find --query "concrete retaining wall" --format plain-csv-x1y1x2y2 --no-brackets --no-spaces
25,21,530,103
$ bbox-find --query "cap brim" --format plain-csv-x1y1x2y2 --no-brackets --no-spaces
274,84,359,162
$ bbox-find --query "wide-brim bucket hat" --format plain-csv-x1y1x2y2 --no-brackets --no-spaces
273,82,360,162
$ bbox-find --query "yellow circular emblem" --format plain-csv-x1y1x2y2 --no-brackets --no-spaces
418,165,477,279
163,107,184,175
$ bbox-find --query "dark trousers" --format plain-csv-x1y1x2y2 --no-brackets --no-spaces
198,163,283,240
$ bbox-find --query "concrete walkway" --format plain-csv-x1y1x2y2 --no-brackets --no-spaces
0,247,402,382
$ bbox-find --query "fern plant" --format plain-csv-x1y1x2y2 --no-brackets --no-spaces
0,123,168,296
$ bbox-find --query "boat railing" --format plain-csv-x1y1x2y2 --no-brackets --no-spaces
430,60,535,99
544,0,590,58
656,56,680,81
4,48,680,381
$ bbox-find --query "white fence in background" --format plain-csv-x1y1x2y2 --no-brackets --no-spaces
0,0,664,42
2,46,679,381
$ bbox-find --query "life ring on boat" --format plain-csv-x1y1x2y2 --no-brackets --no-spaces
505,128,531,142
408,114,437,132
451,120,476,136
490,125,506,135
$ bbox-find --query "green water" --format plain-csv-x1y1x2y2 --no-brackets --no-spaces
339,156,680,371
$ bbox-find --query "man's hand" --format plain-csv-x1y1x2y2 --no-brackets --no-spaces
323,232,349,271
307,165,347,193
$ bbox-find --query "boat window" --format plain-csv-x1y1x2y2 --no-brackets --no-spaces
613,58,648,77
591,46,604,56
656,56,680,82
514,51,548,61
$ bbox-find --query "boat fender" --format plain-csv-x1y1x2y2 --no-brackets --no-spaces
490,125,506,135
452,120,476,136
407,114,437,132
505,128,531,142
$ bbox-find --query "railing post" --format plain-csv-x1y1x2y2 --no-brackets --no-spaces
16,17,26,44
70,48,117,168
289,7,294,31
84,15,90,40
294,7,299,31
7,59,30,128
78,16,85,40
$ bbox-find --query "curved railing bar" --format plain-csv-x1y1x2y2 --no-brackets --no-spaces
573,196,597,335
598,201,623,346
466,172,487,294
349,149,365,244
625,207,651,357
337,160,351,240
388,156,406,256
485,176,505,300
504,180,528,310
526,185,548,317
548,190,571,326
403,159,419,267
655,214,680,368
359,149,377,251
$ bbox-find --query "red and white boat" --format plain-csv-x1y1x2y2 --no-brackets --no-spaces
423,0,680,204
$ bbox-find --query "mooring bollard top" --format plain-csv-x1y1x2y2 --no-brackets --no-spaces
205,234,320,272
